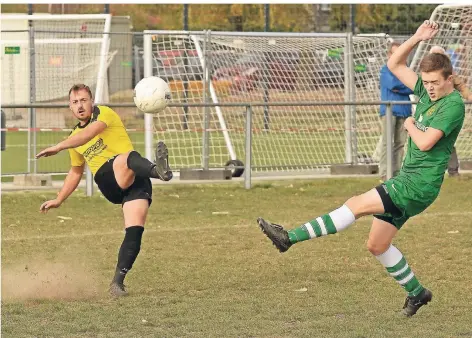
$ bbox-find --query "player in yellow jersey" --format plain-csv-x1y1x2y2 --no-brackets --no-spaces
36,84,173,297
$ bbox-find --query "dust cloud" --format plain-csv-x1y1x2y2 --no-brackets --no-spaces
2,259,101,301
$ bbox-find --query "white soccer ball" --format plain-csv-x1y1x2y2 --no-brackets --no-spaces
133,76,171,114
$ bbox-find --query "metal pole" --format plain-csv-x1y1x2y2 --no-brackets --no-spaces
263,4,270,130
343,35,352,164
386,104,393,179
350,4,356,34
182,4,189,130
86,14,111,197
183,4,189,30
1,110,6,151
104,4,110,14
244,105,253,190
28,5,37,173
134,45,141,85
348,32,357,165
143,33,154,161
202,30,210,170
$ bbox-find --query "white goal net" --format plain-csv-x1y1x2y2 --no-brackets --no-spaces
1,14,112,104
144,31,389,172
410,4,472,161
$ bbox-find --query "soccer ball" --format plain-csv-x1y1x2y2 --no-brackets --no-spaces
133,76,171,114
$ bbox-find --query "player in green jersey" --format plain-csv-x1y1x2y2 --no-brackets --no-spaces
257,20,465,317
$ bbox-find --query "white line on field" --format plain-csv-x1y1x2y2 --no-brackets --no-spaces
3,211,471,242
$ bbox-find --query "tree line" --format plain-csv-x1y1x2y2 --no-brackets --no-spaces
3,4,437,35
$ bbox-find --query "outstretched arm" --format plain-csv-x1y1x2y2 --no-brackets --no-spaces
39,164,85,213
388,20,439,91
36,121,106,158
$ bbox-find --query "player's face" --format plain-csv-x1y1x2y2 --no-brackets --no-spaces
69,89,94,123
421,70,453,101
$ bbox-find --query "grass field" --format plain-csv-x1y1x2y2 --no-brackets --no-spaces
1,127,368,175
2,176,472,337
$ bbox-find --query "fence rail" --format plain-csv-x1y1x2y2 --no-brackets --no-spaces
2,102,472,188
2,23,471,182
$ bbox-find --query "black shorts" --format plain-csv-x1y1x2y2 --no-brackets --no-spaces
373,184,401,225
94,156,153,206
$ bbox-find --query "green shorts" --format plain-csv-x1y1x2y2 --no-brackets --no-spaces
374,173,440,229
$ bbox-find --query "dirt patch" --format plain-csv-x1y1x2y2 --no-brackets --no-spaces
2,259,101,301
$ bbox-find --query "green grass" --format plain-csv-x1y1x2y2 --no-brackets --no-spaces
2,176,472,337
1,131,146,175
2,128,373,175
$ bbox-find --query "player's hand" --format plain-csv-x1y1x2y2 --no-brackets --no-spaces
414,20,439,41
36,145,61,159
404,116,415,130
39,199,62,213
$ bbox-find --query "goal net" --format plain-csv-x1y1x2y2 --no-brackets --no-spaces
1,14,112,104
410,4,472,161
144,31,389,172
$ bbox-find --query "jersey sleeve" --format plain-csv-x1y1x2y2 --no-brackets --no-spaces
429,103,465,137
69,148,85,167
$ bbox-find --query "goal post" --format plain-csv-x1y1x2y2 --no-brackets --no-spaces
142,30,241,171
1,14,112,195
142,30,390,173
1,14,112,104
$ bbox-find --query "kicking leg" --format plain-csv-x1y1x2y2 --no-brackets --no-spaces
257,188,385,252
113,142,173,183
109,199,149,297
369,217,432,317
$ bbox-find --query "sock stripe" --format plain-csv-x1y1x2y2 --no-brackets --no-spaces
304,223,316,239
309,221,322,237
316,217,327,236
386,257,407,273
389,263,409,277
398,271,415,285
322,215,337,234
394,267,412,282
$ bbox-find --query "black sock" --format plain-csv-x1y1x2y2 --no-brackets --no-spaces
113,226,144,284
127,151,155,178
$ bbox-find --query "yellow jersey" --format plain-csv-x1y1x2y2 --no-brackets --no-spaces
68,105,134,175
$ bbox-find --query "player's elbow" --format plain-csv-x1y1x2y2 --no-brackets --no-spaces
418,144,432,152
70,165,85,175
418,140,435,152
386,59,398,73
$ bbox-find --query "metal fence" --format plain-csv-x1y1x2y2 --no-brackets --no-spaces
1,27,472,178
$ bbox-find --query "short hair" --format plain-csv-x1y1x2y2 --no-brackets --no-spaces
419,53,453,79
69,84,93,99
387,41,401,54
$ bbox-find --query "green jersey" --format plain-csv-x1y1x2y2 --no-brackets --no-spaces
401,76,465,188
376,76,465,229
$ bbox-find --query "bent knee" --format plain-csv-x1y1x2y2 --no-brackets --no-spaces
114,152,133,168
366,239,390,256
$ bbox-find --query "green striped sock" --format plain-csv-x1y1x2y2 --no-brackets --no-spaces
287,205,355,244
287,214,337,243
376,245,424,297
386,257,424,297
